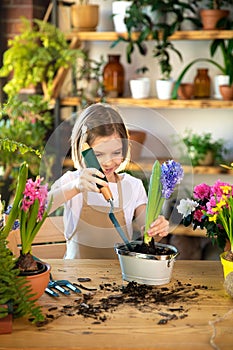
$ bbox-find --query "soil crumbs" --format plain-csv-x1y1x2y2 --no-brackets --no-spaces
38,280,209,327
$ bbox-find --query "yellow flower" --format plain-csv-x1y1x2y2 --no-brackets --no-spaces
220,185,232,195
209,214,217,223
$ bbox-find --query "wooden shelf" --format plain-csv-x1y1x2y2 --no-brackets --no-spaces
65,30,233,42
63,157,227,175
60,96,233,109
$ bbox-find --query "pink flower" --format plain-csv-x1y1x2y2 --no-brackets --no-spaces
193,183,211,200
210,179,231,197
193,209,204,222
21,177,48,221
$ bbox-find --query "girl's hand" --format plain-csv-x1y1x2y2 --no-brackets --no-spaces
146,215,169,239
75,168,108,193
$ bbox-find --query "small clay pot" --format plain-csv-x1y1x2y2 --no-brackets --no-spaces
219,85,233,101
177,83,194,100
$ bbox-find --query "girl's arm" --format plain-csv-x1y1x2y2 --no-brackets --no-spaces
48,179,78,214
48,168,109,214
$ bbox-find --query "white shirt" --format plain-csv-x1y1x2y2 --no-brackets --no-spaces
50,170,147,242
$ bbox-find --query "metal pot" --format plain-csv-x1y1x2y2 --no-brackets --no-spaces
115,241,179,286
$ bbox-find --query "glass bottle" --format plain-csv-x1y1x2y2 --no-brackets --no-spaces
103,55,125,97
194,68,211,98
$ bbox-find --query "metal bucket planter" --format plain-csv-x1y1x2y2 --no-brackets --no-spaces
115,241,178,286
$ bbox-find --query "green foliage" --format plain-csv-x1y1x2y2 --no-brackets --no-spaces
144,161,163,244
73,51,106,107
0,94,53,190
181,130,227,166
0,17,83,99
0,231,44,322
111,0,201,80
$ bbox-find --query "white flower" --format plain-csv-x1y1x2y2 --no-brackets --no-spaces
177,198,199,218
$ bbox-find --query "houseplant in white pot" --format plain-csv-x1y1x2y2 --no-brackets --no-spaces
111,0,200,99
115,159,184,285
129,66,150,99
112,1,132,33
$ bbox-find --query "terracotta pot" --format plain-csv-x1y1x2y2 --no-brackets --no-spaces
0,305,13,334
71,5,99,31
177,83,194,100
200,9,229,30
128,130,146,161
21,262,51,300
219,85,233,101
198,150,214,166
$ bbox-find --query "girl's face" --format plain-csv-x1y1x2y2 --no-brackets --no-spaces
91,133,123,182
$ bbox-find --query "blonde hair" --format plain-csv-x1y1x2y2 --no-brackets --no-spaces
71,103,129,169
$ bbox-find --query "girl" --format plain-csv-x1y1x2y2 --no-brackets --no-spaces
48,103,169,258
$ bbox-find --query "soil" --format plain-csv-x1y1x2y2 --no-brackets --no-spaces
133,238,174,256
36,278,209,327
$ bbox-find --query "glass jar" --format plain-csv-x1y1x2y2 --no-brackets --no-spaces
194,68,211,98
103,55,124,97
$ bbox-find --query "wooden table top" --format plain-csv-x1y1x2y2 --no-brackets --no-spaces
1,259,233,350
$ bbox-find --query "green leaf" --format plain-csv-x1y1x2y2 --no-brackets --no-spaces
144,161,162,244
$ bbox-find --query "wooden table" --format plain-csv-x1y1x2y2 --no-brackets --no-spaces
1,260,233,350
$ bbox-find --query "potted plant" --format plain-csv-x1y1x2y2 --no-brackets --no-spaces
115,160,184,285
112,1,132,33
111,0,201,99
71,1,99,31
73,50,106,107
0,17,83,100
179,129,228,166
0,156,52,331
129,66,150,99
177,179,233,278
197,0,233,29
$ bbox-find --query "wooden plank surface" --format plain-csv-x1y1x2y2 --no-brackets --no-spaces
1,260,233,350
60,96,233,109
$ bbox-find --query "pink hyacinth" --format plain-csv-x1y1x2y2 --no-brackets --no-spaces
21,177,48,221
